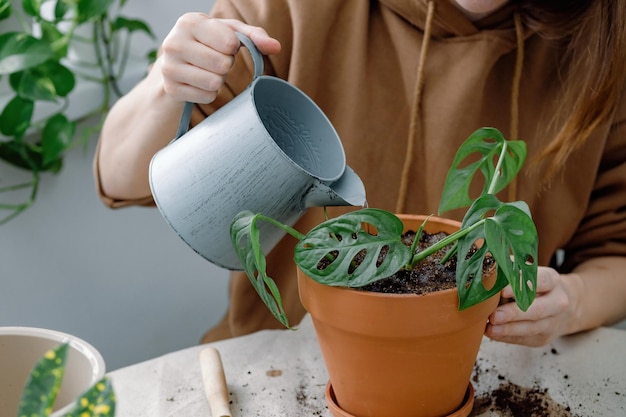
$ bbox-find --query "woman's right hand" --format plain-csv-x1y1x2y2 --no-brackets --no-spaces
159,14,281,104
96,15,280,202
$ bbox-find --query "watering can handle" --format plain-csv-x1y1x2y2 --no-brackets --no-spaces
174,32,264,140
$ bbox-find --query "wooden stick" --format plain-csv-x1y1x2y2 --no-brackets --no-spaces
199,347,232,417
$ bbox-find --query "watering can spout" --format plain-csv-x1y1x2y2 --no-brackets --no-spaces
302,166,367,209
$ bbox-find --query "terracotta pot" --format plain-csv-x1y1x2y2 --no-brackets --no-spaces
298,214,499,417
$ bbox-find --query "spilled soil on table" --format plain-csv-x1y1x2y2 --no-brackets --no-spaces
470,381,577,416
471,356,580,417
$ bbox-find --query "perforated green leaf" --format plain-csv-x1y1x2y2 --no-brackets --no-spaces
456,194,538,311
439,127,526,214
295,209,411,287
230,210,290,328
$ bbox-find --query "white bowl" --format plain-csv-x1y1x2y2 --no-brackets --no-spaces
0,327,106,416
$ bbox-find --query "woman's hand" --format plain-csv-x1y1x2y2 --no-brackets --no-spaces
97,15,281,201
485,267,579,347
160,14,281,104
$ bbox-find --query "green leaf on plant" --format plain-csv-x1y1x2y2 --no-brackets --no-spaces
54,0,71,20
64,377,116,417
112,16,156,38
439,127,526,214
0,0,11,20
483,202,538,311
13,61,76,101
146,49,157,64
21,0,40,17
456,194,538,311
295,208,411,287
41,113,76,167
0,137,64,172
0,141,30,169
39,20,69,57
0,32,54,74
231,210,290,328
77,0,115,23
17,343,68,417
0,95,34,136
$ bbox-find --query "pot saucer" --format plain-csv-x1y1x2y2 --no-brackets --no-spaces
325,381,475,417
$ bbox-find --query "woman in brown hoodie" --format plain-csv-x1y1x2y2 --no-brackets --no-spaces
94,0,626,347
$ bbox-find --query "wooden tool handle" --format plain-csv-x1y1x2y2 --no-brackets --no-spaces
199,347,232,417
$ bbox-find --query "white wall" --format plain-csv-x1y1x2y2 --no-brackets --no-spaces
0,0,226,371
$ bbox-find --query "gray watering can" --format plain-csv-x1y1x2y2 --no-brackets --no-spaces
149,33,366,270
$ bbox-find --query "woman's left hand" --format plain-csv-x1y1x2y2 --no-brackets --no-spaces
485,267,578,346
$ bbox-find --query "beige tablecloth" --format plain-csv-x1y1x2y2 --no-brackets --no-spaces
109,315,626,416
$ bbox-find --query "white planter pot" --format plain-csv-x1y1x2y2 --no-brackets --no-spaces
0,327,106,417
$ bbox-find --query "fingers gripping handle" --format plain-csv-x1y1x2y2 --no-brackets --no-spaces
175,32,264,139
235,32,264,79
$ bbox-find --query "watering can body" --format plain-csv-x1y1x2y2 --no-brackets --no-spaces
149,34,366,270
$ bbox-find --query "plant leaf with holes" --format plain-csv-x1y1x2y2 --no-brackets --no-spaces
483,201,538,311
230,210,290,328
294,208,411,287
456,194,538,311
439,127,527,214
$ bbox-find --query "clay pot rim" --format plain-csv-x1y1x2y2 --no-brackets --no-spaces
324,380,475,417
303,212,496,300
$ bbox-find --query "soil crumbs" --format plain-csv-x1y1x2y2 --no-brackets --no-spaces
471,356,580,417
471,381,577,417
359,230,492,294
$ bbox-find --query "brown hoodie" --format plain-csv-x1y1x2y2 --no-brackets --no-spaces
95,0,626,340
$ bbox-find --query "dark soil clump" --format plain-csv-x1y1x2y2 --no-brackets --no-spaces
359,229,492,295
471,381,577,417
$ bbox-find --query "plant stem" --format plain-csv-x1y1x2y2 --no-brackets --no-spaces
96,17,124,99
0,172,38,225
408,219,485,267
488,141,508,195
405,215,429,270
254,214,306,241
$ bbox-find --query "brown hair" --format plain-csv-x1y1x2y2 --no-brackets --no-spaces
516,0,626,175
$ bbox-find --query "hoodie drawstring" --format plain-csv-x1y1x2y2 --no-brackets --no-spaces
395,0,435,213
396,4,525,212
508,11,524,203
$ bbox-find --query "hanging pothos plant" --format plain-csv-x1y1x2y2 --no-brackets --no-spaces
0,0,156,224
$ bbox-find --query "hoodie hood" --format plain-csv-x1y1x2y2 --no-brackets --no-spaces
379,0,526,211
379,0,518,37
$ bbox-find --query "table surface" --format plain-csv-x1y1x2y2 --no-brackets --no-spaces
109,314,626,416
